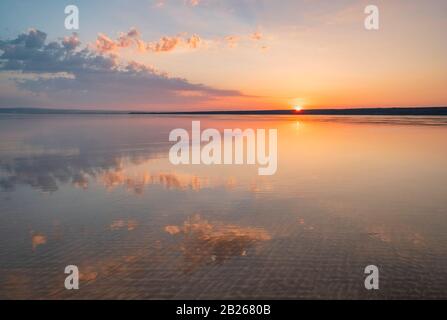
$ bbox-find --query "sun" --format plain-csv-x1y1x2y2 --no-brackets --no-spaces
293,106,303,112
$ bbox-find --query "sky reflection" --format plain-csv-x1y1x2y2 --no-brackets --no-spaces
1,115,447,299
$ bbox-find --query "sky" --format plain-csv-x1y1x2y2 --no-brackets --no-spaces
0,0,446,111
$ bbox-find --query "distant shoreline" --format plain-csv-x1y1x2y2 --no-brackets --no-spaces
130,107,447,116
1,107,447,116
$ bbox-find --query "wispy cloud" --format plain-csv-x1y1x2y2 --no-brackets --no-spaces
94,27,264,55
95,28,202,54
185,0,201,7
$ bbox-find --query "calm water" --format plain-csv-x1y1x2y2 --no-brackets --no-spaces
1,114,447,299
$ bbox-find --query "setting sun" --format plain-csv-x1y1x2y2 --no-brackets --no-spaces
294,106,303,112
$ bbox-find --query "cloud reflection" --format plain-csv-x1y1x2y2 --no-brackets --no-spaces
0,144,208,194
100,169,206,194
110,219,138,231
31,233,47,250
165,215,271,273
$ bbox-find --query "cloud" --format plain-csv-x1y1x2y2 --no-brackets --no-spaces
13,29,47,49
186,0,201,7
95,28,203,54
62,33,81,51
154,0,202,9
154,1,165,8
93,27,265,55
95,27,142,53
95,33,119,53
250,31,262,41
225,35,240,47
187,34,201,48
0,29,243,109
148,36,182,52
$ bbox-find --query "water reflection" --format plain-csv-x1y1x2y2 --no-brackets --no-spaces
0,114,174,193
1,115,447,299
31,232,47,250
101,169,206,194
165,215,271,273
0,152,166,193
110,219,138,231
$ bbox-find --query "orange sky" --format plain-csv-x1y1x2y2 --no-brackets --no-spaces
0,0,446,110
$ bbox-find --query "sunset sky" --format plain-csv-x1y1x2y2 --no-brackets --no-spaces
0,0,446,111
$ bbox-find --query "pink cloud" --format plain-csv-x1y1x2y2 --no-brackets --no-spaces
250,31,263,41
149,36,181,52
225,35,240,48
95,33,118,53
94,28,265,54
186,0,201,7
94,28,204,54
187,34,201,49
62,33,81,50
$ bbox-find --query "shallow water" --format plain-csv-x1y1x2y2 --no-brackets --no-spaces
1,114,447,299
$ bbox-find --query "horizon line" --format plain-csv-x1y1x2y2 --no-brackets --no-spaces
1,106,447,116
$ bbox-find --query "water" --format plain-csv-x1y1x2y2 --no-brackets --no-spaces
1,114,447,299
